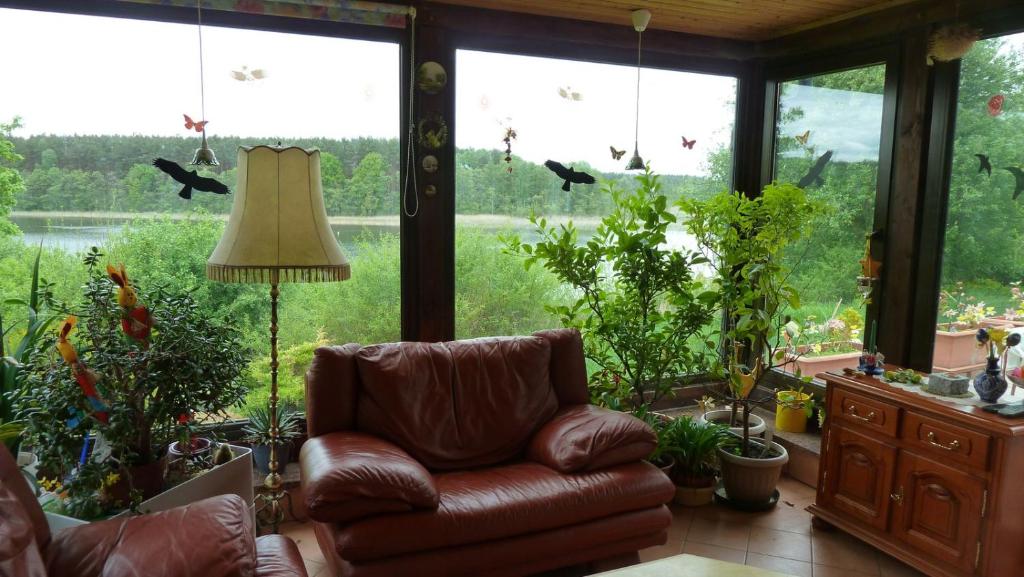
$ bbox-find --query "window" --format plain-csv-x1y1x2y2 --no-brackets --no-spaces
454,49,736,342
771,64,888,379
0,7,400,414
931,32,1024,377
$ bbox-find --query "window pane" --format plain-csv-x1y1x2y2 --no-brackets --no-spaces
772,64,887,379
933,33,1024,379
454,49,736,341
0,8,400,414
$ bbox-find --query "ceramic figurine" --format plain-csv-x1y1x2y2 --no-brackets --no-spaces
858,351,884,376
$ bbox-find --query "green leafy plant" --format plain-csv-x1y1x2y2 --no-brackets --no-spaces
505,167,718,411
242,402,302,447
18,248,251,518
777,386,815,418
681,183,819,457
1,244,59,452
661,415,729,487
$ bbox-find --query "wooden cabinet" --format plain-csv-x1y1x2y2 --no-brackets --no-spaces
811,372,1024,577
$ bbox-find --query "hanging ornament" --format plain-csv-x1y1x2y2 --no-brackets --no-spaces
857,232,882,303
502,126,517,173
928,23,980,64
626,9,651,171
190,0,218,166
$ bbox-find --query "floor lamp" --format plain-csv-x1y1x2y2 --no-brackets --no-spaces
208,145,350,532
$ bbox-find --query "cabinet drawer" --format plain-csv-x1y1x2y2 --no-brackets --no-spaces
832,387,900,437
901,412,991,470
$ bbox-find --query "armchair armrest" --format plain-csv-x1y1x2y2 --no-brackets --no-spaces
46,494,256,577
300,431,439,524
255,535,308,577
527,404,656,473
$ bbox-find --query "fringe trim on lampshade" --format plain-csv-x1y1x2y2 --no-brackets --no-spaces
206,263,351,284
929,24,980,63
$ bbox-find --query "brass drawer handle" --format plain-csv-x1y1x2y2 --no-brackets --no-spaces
847,405,876,423
927,431,961,451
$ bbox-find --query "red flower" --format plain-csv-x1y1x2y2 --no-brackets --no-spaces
177,412,191,425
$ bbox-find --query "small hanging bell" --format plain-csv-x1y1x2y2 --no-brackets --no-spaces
190,130,219,166
625,145,645,171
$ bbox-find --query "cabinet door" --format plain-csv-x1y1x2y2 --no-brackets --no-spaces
823,424,897,530
892,452,986,573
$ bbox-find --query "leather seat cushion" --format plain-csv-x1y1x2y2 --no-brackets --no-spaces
355,336,558,470
331,460,674,562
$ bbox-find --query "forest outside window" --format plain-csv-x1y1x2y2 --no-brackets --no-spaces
0,7,400,416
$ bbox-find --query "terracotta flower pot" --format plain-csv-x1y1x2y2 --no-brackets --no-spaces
784,342,863,378
717,440,788,505
932,328,985,373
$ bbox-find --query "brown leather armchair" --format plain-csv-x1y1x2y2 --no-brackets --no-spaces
300,328,675,577
0,444,307,577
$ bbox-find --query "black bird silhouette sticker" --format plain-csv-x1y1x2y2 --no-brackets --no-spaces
153,158,229,200
1003,166,1024,200
976,154,992,176
544,160,596,192
797,150,833,188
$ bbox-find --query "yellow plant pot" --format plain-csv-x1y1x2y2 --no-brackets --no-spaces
775,391,812,433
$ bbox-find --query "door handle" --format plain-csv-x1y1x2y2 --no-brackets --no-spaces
890,486,904,504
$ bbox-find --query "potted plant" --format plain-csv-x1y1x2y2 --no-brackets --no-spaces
662,415,729,506
505,167,717,415
680,183,818,507
775,386,814,433
1,246,59,455
782,304,865,377
18,249,250,519
243,402,301,475
933,284,1005,374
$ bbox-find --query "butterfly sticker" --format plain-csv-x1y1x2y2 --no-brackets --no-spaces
681,136,696,150
610,146,625,160
795,130,810,145
988,94,1004,117
230,65,267,81
183,114,208,132
557,86,583,101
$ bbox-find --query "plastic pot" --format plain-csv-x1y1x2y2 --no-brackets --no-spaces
717,439,789,505
775,390,812,433
699,409,766,437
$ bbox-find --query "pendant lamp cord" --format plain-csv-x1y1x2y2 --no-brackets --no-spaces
633,28,642,148
402,9,419,218
196,0,207,123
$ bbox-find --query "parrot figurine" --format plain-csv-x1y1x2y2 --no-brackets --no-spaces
56,316,110,424
106,264,154,343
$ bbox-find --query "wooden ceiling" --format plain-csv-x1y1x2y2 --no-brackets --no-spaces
425,0,918,41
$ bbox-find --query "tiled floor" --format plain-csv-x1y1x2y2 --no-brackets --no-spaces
280,476,926,577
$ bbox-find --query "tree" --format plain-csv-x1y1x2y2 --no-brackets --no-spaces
0,117,24,236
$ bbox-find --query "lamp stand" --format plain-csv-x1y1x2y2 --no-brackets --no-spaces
261,277,285,533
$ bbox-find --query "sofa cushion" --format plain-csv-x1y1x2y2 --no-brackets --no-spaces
355,336,559,470
330,460,675,562
0,482,47,577
300,432,439,524
527,405,657,473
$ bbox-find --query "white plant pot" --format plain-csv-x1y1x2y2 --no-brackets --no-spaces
44,444,254,531
699,409,766,437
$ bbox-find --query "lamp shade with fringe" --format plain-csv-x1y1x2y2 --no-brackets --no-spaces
207,145,350,284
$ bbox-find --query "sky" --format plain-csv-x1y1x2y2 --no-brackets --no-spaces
0,7,736,178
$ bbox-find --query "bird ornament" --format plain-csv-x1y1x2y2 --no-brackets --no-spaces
56,316,110,424
107,264,154,344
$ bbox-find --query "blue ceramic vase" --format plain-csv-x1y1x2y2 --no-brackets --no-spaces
973,357,1008,403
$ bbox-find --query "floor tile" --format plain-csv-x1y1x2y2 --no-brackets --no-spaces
637,541,683,562
749,503,814,535
665,507,694,544
686,514,752,550
876,552,928,577
778,476,817,505
681,541,747,564
812,564,881,577
811,530,881,575
746,552,813,577
748,526,812,562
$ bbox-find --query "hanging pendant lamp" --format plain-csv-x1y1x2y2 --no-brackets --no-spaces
190,0,219,166
626,9,651,171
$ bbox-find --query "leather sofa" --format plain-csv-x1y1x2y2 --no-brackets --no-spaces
300,328,675,577
0,444,307,577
